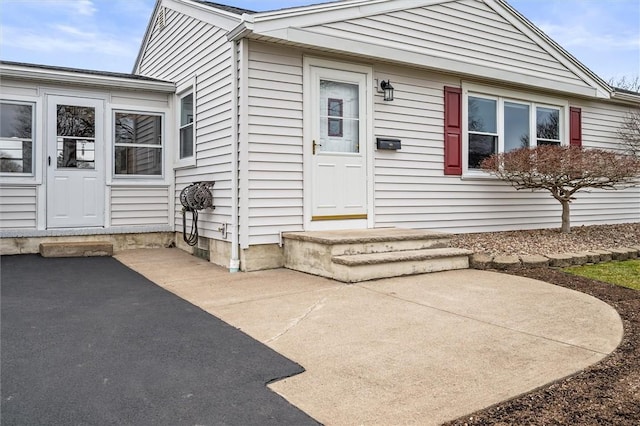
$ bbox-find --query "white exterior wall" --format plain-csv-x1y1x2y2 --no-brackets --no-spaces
0,77,172,234
110,186,171,227
301,0,593,92
246,42,304,245
0,186,37,229
244,41,638,243
136,4,236,241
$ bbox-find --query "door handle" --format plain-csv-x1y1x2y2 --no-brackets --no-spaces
48,156,51,166
313,140,322,155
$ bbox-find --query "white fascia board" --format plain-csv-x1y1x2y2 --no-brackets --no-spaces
1,66,176,93
133,0,162,73
488,0,611,99
276,27,601,98
163,0,242,30
610,91,640,106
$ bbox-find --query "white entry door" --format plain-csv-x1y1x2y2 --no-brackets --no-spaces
47,96,105,228
310,67,368,225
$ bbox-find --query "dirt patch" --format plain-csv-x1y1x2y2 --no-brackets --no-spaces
444,268,640,425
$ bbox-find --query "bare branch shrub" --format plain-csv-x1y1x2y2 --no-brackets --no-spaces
481,145,640,233
618,109,640,157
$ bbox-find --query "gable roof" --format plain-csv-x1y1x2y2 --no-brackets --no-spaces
135,0,616,100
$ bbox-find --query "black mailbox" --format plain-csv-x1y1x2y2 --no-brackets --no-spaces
376,138,401,150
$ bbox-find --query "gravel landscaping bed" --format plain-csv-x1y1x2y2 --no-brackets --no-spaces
450,223,640,257
444,267,640,426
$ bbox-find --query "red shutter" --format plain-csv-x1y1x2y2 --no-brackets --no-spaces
569,107,582,147
444,86,462,175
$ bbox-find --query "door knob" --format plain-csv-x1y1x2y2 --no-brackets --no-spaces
313,140,322,155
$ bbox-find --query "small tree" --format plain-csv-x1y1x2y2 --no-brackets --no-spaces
481,145,640,233
618,109,640,157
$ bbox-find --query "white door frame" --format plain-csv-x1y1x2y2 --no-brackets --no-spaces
303,57,374,231
46,94,106,228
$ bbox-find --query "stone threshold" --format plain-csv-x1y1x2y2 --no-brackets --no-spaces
471,246,640,270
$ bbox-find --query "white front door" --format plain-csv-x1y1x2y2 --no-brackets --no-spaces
47,96,105,228
310,66,368,227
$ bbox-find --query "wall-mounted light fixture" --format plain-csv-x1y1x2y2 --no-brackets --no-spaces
379,79,394,101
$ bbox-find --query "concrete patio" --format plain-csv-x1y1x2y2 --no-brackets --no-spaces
116,248,623,425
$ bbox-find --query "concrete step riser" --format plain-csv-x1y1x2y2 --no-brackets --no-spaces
332,256,470,283
330,238,450,256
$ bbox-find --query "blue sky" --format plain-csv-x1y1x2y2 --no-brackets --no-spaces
1,0,638,83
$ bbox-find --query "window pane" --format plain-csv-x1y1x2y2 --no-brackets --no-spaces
115,146,162,175
536,107,559,140
57,105,95,137
115,113,161,145
468,97,497,133
0,103,32,138
180,124,193,158
319,80,360,153
504,102,530,151
468,134,497,169
180,94,193,127
0,140,32,173
57,137,95,169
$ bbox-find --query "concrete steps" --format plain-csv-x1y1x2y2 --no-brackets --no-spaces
283,228,472,283
39,241,113,258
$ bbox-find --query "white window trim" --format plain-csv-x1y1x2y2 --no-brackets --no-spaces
0,98,38,183
175,76,196,169
112,109,165,181
462,82,570,177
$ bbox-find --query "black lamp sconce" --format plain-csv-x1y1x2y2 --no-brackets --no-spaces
377,79,394,101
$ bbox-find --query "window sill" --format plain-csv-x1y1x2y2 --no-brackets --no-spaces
0,176,39,185
174,158,196,169
461,170,497,180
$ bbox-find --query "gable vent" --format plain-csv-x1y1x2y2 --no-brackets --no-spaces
155,7,166,32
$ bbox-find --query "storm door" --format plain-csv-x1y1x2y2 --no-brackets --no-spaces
47,96,104,228
310,67,368,225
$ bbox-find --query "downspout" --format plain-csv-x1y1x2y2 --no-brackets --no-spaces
229,38,240,273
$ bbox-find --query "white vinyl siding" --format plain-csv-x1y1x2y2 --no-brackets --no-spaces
0,186,37,229
246,42,304,245
138,6,235,241
303,0,591,90
110,186,170,227
373,64,639,232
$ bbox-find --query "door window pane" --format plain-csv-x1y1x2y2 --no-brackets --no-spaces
0,102,33,174
56,104,96,169
319,80,359,153
57,105,95,137
504,102,530,151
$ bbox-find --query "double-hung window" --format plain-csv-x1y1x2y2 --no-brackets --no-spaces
466,92,564,170
0,101,34,175
114,112,163,176
178,91,194,160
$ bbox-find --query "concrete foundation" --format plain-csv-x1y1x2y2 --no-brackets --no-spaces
240,244,285,272
1,232,174,255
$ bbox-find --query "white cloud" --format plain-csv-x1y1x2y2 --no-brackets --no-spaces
538,22,640,51
75,0,97,16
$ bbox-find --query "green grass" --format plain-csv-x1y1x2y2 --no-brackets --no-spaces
565,260,640,290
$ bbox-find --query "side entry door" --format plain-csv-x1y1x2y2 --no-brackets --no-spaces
47,96,105,228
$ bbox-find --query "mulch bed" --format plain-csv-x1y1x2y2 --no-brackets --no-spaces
444,267,640,426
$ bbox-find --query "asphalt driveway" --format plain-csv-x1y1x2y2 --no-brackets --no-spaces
0,255,319,426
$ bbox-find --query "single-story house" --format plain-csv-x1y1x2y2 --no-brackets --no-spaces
2,0,639,273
